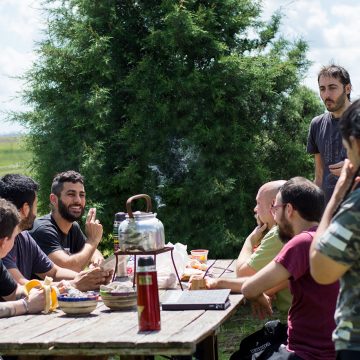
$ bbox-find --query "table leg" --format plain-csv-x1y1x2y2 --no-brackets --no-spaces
120,356,154,360
16,357,108,360
195,333,218,360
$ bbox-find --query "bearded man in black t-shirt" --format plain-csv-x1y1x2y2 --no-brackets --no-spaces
30,170,104,273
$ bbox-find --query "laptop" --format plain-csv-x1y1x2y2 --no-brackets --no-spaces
161,289,231,310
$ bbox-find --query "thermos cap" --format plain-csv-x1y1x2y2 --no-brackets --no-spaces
114,212,126,221
138,256,155,267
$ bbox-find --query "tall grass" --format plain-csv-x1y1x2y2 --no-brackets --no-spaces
0,135,32,177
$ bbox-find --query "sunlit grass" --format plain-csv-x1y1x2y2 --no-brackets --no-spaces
0,135,32,176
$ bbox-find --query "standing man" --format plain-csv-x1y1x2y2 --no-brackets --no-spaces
310,99,360,359
236,180,292,312
0,174,112,290
30,170,104,272
0,198,45,317
307,64,352,203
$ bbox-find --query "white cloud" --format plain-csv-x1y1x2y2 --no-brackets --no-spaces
1,0,360,134
262,0,360,100
0,0,42,134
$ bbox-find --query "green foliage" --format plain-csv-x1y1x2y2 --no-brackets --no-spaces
15,0,322,257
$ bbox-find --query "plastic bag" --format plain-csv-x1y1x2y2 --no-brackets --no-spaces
156,242,188,289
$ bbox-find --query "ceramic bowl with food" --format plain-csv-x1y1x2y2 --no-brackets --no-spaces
58,290,99,315
100,281,137,310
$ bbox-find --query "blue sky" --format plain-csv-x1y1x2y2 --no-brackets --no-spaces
1,0,359,134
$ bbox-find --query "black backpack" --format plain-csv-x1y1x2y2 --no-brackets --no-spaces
229,320,288,360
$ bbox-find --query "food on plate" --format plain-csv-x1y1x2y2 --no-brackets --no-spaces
181,267,204,281
58,290,98,315
100,281,135,294
189,259,208,271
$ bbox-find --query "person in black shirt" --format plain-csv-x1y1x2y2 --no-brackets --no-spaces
0,174,112,290
30,170,104,272
0,198,45,318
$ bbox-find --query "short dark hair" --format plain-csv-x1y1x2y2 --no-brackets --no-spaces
51,170,84,196
339,99,360,144
279,177,325,222
0,198,20,238
0,174,39,210
318,64,351,100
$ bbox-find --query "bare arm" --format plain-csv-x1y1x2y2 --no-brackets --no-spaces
48,243,98,272
265,279,289,297
90,248,105,267
329,160,345,177
38,263,78,281
7,268,29,285
0,299,26,318
236,223,267,277
314,153,324,188
68,267,113,291
191,262,289,297
0,287,45,317
310,159,354,284
49,209,103,272
241,261,290,300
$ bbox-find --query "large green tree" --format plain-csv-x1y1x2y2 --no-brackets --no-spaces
17,0,322,256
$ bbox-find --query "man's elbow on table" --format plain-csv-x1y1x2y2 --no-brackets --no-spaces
241,281,259,300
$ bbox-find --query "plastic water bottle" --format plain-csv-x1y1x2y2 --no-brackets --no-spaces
136,256,161,331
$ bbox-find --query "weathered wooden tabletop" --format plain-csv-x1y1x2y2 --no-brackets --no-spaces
0,259,244,359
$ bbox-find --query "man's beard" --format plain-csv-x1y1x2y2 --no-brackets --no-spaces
58,197,85,222
20,208,36,231
278,214,294,244
324,89,347,113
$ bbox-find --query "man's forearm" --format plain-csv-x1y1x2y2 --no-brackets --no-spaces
0,300,26,318
214,277,248,293
47,264,78,281
50,243,97,272
69,243,97,271
236,238,253,277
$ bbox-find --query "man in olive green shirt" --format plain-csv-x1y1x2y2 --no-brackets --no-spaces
236,181,292,312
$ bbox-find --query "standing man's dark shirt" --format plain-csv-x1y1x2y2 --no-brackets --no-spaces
307,112,347,202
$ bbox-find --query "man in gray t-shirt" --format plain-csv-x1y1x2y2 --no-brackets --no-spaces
307,64,352,202
307,112,347,202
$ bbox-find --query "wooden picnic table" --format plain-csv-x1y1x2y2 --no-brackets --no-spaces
0,259,244,360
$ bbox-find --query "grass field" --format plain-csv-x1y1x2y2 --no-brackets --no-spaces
0,135,32,176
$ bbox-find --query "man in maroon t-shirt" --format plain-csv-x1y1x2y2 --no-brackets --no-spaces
242,177,339,360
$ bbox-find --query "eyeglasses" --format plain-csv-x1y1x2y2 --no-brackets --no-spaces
270,203,287,215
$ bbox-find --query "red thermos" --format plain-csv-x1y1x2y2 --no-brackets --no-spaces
136,256,161,331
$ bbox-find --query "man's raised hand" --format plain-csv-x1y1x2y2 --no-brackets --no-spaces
85,208,103,246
